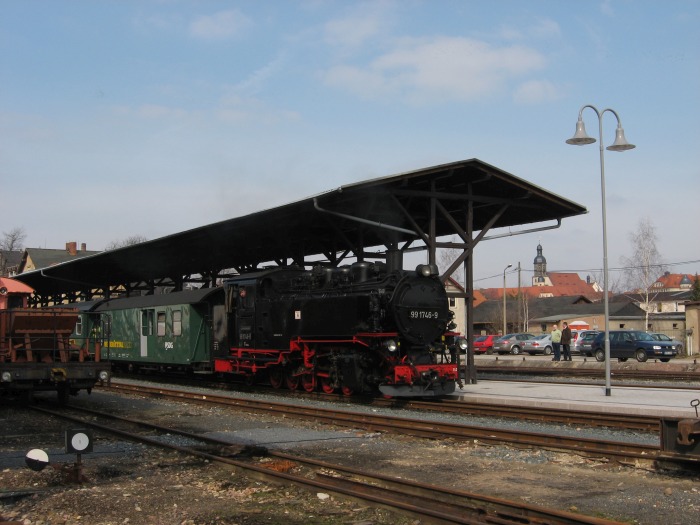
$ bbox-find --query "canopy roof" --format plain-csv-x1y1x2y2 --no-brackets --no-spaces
16,158,587,303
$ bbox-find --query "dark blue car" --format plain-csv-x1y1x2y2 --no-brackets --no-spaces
591,330,678,363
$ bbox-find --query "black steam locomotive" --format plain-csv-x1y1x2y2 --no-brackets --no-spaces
88,262,460,397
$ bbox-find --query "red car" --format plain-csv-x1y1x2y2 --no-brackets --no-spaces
473,334,498,354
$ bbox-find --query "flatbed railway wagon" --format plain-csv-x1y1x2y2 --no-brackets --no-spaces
0,277,110,403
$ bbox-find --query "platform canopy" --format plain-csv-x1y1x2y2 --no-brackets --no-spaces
17,158,586,304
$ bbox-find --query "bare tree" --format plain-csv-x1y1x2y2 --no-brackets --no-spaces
104,235,148,251
437,236,465,286
1,227,27,275
1,227,26,251
620,217,666,329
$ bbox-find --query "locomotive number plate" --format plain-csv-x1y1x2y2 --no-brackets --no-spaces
409,309,440,320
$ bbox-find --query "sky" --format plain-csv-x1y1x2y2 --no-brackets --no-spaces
1,0,699,290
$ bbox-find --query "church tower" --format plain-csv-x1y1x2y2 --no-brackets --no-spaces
532,243,551,286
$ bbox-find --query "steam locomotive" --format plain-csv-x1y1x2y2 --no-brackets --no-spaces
80,262,460,397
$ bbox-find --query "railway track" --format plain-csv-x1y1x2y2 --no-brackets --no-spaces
110,375,662,431
475,365,700,383
100,381,660,461
30,402,626,525
374,397,659,432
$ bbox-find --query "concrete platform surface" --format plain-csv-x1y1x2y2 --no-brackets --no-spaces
453,380,700,419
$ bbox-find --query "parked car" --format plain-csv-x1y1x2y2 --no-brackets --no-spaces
573,330,600,356
493,333,536,355
590,330,679,363
570,330,582,346
649,333,684,355
473,335,498,354
522,334,553,355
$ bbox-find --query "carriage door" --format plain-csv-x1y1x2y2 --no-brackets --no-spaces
140,309,154,357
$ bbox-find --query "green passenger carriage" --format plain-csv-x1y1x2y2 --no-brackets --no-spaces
78,288,227,374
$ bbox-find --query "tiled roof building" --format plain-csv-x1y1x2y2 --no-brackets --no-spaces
650,272,697,292
18,242,100,273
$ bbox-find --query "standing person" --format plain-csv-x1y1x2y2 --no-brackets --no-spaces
561,322,572,361
550,323,562,361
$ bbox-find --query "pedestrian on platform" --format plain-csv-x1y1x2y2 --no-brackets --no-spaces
561,322,572,361
550,323,562,361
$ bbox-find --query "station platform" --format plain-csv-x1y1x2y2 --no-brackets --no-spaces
452,380,700,419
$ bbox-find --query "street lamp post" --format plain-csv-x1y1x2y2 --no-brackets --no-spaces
566,105,635,396
503,264,512,336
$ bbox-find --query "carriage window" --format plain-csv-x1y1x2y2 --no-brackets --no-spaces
172,310,182,336
75,316,83,336
141,310,154,336
157,312,166,336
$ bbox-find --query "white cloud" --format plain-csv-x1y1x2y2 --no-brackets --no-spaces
323,36,547,104
322,65,391,99
529,18,561,39
189,9,252,40
216,94,301,124
498,17,561,41
233,53,288,95
600,0,615,17
323,0,394,49
513,79,562,104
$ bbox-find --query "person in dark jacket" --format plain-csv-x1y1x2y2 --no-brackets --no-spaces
561,322,572,361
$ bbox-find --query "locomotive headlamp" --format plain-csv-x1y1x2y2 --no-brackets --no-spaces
1,371,12,382
458,338,469,351
416,264,439,277
384,339,398,352
99,370,110,382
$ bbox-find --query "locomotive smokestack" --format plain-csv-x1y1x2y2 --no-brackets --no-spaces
386,249,403,272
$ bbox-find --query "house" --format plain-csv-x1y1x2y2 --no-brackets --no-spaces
612,290,691,314
479,244,600,302
472,294,649,335
443,278,488,336
684,301,700,355
474,242,658,336
651,272,697,292
619,273,698,315
18,242,100,273
471,244,695,353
